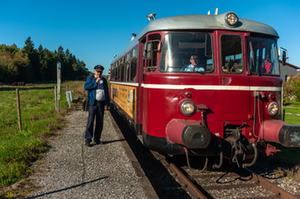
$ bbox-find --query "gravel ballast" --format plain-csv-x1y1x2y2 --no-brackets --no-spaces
26,108,157,198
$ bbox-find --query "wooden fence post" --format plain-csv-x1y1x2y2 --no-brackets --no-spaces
16,89,22,131
54,86,57,112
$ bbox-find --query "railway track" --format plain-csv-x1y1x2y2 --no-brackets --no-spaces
150,150,300,199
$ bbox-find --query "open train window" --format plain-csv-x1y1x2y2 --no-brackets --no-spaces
221,34,243,73
143,34,161,72
159,32,214,73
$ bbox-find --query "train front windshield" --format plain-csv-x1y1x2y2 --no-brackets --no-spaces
159,32,214,72
247,37,279,75
159,32,279,75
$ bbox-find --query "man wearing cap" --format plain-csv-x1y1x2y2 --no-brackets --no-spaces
84,65,110,147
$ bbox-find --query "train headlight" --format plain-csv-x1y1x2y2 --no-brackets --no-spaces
180,101,195,116
267,102,279,116
225,12,238,26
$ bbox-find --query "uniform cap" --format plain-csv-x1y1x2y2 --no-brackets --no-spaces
94,65,104,72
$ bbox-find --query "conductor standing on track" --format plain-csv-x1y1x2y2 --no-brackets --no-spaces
84,65,110,147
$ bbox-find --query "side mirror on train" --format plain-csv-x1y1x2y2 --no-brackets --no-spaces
282,51,287,65
280,47,288,65
143,42,153,60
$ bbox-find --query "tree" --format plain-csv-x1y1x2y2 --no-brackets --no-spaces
41,48,56,81
0,44,31,82
1,37,90,83
283,74,300,102
22,37,41,81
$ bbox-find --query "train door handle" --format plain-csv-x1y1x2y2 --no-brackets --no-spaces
221,76,232,85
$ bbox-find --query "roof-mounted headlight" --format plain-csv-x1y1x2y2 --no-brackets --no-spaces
225,12,238,26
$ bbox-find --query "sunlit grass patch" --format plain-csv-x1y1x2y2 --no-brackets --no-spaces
284,107,300,114
284,114,300,125
0,81,85,188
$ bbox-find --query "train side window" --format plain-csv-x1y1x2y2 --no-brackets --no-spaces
118,61,121,81
221,34,243,73
116,64,120,81
125,53,130,82
144,34,161,72
120,58,125,82
130,47,138,82
114,63,118,81
113,67,117,81
117,65,121,81
111,64,115,81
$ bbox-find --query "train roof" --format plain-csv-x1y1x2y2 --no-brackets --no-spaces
112,11,279,64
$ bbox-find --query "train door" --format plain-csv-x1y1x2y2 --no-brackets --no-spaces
137,37,146,135
217,31,250,121
137,33,161,136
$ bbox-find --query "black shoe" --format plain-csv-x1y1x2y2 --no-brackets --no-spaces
85,141,92,147
95,140,101,145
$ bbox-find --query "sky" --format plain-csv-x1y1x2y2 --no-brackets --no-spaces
1,0,300,76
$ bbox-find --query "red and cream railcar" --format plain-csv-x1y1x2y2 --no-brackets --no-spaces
110,11,300,168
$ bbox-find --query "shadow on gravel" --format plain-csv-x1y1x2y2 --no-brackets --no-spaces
110,109,191,199
101,139,125,145
87,139,126,147
25,176,108,199
249,154,300,182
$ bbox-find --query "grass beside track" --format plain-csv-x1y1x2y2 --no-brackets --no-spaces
283,101,300,125
277,101,300,166
0,81,86,191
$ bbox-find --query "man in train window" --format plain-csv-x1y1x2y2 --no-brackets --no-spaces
181,54,205,72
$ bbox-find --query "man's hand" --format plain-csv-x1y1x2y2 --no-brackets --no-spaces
95,71,102,83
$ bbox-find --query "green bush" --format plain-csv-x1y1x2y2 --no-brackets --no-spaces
283,74,300,103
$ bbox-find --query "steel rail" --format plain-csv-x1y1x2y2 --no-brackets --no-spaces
150,150,208,199
252,173,300,199
244,168,300,199
168,163,208,199
151,149,300,199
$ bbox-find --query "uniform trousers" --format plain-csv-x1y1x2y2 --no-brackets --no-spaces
85,101,105,142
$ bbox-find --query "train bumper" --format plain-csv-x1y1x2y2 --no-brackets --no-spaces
263,120,300,147
166,119,211,149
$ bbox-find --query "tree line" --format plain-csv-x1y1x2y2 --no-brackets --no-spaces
0,37,91,83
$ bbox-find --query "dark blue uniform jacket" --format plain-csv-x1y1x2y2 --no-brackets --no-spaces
84,76,109,106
